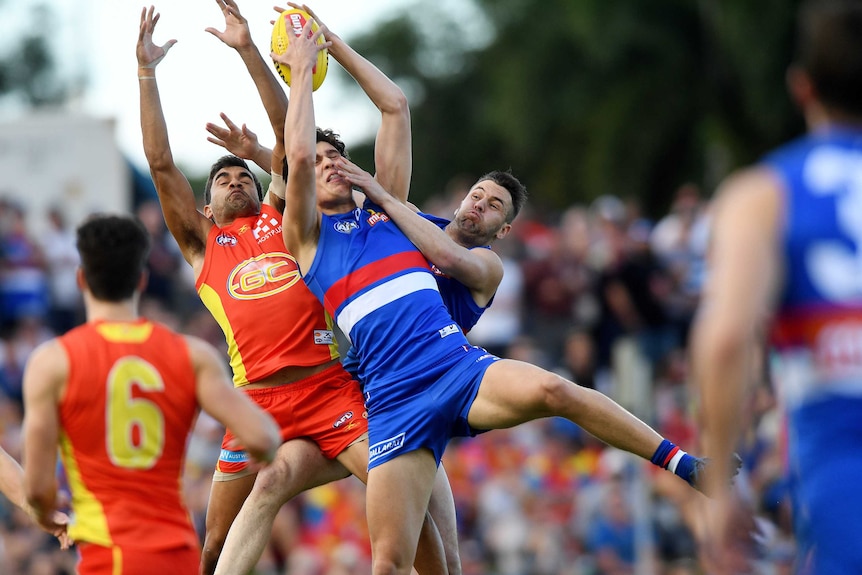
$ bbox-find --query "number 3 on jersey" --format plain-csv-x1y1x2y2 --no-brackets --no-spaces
106,357,165,469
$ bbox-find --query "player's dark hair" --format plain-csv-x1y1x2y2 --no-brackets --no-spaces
76,214,151,302
473,170,528,223
204,155,264,205
316,128,350,159
797,0,862,117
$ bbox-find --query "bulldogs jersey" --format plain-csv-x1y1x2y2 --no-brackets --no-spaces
302,201,471,396
764,126,862,573
341,212,492,381
420,212,492,334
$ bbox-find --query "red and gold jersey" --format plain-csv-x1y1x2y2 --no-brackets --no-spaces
196,204,339,386
57,319,200,551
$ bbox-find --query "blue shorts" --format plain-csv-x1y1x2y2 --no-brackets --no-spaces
365,345,499,469
791,397,862,574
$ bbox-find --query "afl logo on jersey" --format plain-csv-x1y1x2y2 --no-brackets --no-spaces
227,252,302,300
334,220,359,234
216,233,238,246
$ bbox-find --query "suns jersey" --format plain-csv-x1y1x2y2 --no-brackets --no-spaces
196,204,339,386
57,320,199,550
302,201,471,394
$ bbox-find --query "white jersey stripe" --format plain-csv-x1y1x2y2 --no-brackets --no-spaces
337,271,439,339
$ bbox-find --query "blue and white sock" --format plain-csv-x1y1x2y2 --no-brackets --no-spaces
651,439,700,486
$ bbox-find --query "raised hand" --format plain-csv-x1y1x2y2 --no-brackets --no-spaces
205,0,253,51
336,158,389,203
288,3,335,42
136,6,177,70
206,113,261,159
270,17,329,72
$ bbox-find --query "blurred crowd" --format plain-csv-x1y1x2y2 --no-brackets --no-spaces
0,180,794,574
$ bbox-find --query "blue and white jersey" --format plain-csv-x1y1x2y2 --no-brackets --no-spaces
302,200,471,395
341,212,492,380
765,126,862,408
418,212,492,334
763,126,862,574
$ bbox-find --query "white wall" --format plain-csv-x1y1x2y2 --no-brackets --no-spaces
0,112,129,234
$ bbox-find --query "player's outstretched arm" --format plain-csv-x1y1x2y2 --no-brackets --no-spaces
206,0,288,211
206,113,272,173
188,336,279,465
275,18,330,265
137,6,211,269
339,158,503,304
287,3,411,203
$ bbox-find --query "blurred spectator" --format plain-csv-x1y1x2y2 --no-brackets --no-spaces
39,209,82,334
589,195,678,408
521,206,597,359
554,327,597,390
649,183,711,344
0,201,49,333
584,478,641,575
466,234,526,357
136,200,184,310
0,317,54,404
421,174,474,219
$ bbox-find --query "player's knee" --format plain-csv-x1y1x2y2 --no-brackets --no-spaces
371,555,410,575
200,531,226,572
536,372,580,414
372,537,416,575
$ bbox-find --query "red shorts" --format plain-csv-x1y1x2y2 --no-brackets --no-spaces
77,542,199,575
216,364,367,477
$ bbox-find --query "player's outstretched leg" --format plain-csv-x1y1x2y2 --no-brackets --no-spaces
466,359,740,492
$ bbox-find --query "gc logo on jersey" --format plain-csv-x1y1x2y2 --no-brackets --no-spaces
227,252,302,300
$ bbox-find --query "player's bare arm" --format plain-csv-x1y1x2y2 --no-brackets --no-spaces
284,3,411,202
207,0,288,213
137,6,212,271
188,336,280,465
0,444,72,549
339,158,503,306
276,18,330,269
21,341,68,533
206,113,271,172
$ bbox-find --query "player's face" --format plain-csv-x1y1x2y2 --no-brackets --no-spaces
452,180,513,246
315,142,352,206
207,165,261,223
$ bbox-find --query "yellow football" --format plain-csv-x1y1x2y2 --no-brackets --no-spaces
271,9,328,91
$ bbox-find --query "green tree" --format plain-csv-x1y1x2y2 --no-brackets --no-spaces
341,0,804,217
0,2,69,107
